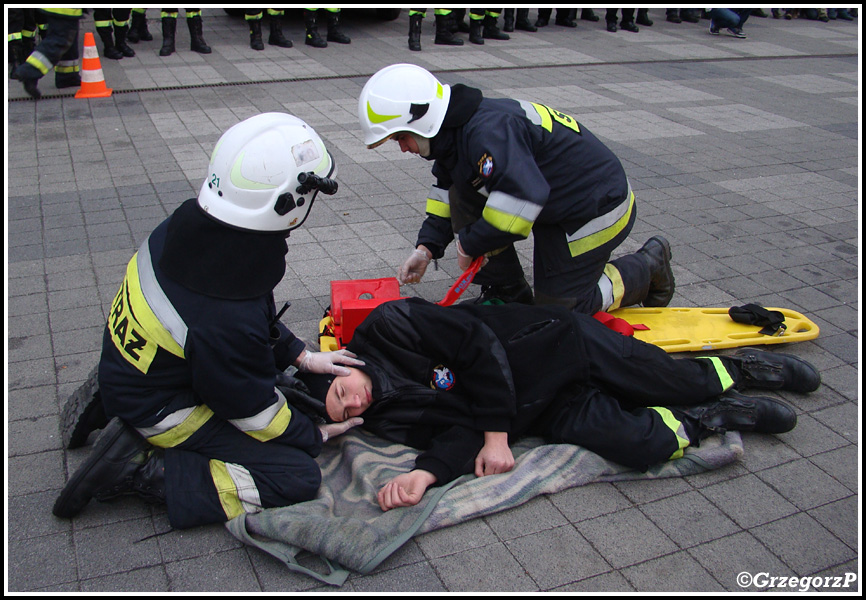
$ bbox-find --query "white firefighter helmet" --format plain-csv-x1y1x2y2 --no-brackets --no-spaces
197,112,336,233
358,63,451,149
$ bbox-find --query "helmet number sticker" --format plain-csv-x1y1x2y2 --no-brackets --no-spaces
210,174,220,188
291,139,320,167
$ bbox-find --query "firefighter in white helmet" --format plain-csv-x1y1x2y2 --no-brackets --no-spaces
53,113,363,529
359,63,675,314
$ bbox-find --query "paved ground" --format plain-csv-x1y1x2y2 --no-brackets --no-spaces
6,8,860,593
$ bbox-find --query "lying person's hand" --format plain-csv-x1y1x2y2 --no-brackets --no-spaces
377,469,437,512
474,431,515,477
298,349,364,376
318,417,363,443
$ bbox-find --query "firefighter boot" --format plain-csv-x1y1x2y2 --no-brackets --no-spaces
128,10,153,43
503,8,515,31
304,11,327,48
733,348,821,393
326,11,351,44
8,39,24,77
61,365,110,449
677,390,797,440
188,15,211,54
483,13,510,40
97,26,124,59
435,12,463,46
408,12,423,51
516,9,538,31
469,16,484,44
467,277,534,305
636,236,675,307
52,418,163,518
114,23,136,57
249,19,264,50
268,15,293,48
11,63,42,99
159,16,176,56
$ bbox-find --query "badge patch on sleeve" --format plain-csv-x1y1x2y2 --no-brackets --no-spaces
477,153,494,178
431,365,455,391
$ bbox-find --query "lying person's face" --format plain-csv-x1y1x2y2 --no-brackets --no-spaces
326,367,375,422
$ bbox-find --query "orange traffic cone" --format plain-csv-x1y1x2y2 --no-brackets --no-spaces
75,32,112,99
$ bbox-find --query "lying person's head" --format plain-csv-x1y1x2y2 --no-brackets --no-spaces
300,367,374,423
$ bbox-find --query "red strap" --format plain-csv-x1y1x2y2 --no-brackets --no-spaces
437,257,485,306
593,311,648,336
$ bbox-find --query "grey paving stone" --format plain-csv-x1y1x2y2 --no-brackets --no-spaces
505,524,611,590
640,490,741,549
687,531,796,592
621,550,725,592
576,507,679,570
164,549,262,592
483,495,569,541
751,512,855,575
430,542,538,592
699,474,798,529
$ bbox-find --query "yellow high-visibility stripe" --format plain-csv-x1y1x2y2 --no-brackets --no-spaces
567,190,634,257
142,405,214,448
210,460,245,520
650,406,690,460
604,263,626,311
697,356,736,392
230,391,293,442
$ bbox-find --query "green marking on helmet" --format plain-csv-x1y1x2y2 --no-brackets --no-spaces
436,82,443,99
367,101,400,124
230,152,277,190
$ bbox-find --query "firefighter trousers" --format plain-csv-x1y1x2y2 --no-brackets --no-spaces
161,416,321,529
533,313,743,471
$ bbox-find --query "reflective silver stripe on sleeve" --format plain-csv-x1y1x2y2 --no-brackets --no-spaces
135,406,196,438
137,237,188,349
486,190,543,222
427,184,449,205
229,389,286,433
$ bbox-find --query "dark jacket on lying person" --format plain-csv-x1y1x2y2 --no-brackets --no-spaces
299,297,816,489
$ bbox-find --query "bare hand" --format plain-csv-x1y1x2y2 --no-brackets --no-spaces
474,432,515,477
377,470,437,511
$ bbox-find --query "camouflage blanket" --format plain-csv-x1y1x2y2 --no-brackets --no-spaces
225,429,743,587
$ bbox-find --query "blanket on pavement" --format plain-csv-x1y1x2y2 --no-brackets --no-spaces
225,429,743,586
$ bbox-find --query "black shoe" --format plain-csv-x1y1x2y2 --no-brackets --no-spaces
636,13,653,26
466,279,534,305
621,20,640,32
752,8,769,18
667,14,682,23
637,236,675,307
21,78,42,99
52,418,156,519
581,9,599,22
683,390,798,437
61,366,110,449
606,21,618,32
733,348,821,393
